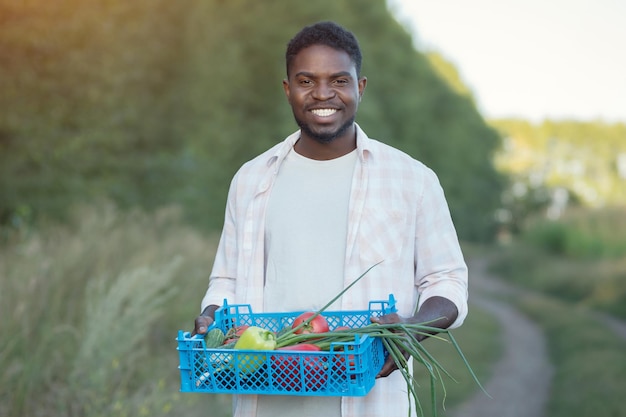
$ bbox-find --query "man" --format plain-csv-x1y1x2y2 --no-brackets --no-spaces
194,21,468,417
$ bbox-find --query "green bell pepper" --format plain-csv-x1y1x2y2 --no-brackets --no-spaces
234,326,277,374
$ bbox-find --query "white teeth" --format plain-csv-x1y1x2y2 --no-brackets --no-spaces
311,109,337,117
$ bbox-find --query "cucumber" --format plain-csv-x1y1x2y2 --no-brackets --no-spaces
204,328,225,348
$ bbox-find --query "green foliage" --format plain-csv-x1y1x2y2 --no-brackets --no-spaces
517,296,626,417
0,0,190,226
0,202,224,417
489,206,626,319
416,306,500,416
490,243,596,303
492,119,626,210
69,261,180,410
524,207,626,259
0,0,504,241
487,234,626,416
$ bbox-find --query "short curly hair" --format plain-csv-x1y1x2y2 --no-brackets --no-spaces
285,21,362,77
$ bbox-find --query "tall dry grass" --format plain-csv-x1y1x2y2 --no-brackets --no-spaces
0,202,227,417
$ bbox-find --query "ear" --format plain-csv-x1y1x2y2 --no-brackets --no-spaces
358,76,367,101
282,79,290,100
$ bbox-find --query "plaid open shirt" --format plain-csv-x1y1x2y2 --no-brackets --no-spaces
201,124,468,417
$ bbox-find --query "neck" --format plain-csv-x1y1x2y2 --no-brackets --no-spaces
295,125,357,160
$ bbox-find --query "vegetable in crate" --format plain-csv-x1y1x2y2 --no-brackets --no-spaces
223,324,250,344
291,311,330,334
234,326,277,374
271,344,328,391
204,328,225,348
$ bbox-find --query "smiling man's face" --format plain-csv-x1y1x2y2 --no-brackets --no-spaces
283,44,367,146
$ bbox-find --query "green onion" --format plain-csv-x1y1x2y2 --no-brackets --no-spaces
275,263,487,416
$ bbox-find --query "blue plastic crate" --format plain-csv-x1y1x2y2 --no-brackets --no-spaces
177,295,397,396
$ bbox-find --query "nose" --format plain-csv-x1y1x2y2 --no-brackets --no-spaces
311,81,335,100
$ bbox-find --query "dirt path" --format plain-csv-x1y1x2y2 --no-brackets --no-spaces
448,257,554,417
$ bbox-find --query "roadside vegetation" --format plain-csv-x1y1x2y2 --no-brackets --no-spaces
0,203,220,417
488,206,626,417
517,295,626,417
415,305,500,415
490,207,626,319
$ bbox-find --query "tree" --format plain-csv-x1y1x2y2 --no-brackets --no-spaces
0,0,506,242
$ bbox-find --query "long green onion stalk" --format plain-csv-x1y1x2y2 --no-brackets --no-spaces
275,262,488,417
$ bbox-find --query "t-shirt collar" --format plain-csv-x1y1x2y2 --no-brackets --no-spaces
267,123,372,169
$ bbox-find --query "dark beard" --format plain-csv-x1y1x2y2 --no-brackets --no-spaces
294,115,355,144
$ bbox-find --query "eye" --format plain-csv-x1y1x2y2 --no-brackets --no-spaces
298,79,313,86
333,78,349,86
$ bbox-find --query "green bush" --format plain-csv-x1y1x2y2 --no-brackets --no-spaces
523,207,626,259
506,207,626,313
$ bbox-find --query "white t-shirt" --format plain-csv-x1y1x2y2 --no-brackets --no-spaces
258,147,357,417
263,148,357,312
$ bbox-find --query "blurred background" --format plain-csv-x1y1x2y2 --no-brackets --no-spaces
1,1,624,416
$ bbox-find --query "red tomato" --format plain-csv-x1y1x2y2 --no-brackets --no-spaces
272,344,328,391
234,325,250,336
292,312,330,334
333,325,352,332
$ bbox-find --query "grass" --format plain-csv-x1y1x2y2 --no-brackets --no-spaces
484,206,626,417
0,202,225,417
413,305,500,415
509,207,626,319
516,295,626,417
523,206,626,259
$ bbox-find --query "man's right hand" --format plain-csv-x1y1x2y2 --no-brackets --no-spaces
192,315,214,336
191,304,220,336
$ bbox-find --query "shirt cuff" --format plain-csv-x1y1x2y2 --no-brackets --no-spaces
417,280,468,329
200,277,236,313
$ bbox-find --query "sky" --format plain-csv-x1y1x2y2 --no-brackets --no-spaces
388,0,626,123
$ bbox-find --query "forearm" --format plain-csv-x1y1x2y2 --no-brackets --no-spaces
201,304,221,319
409,296,458,342
372,295,458,378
